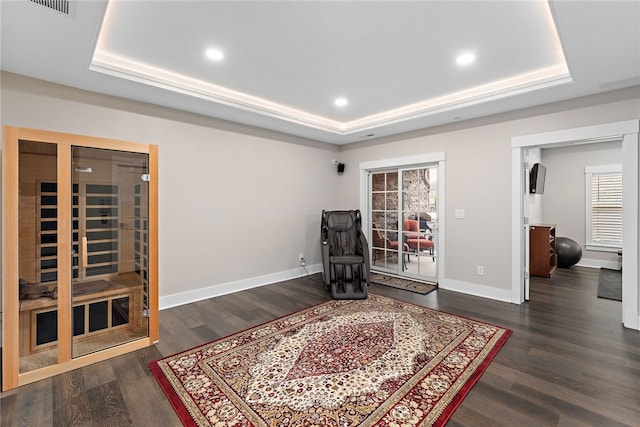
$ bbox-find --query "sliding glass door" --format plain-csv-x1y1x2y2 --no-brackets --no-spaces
369,165,439,283
370,170,401,272
401,166,438,281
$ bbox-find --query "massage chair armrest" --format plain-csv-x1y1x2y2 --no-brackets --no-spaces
321,241,331,285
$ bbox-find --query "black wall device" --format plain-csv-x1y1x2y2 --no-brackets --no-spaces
337,162,345,173
530,163,546,194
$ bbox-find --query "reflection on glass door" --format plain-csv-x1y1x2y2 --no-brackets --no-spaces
370,171,403,273
18,140,60,373
401,167,438,282
369,165,438,283
71,147,149,358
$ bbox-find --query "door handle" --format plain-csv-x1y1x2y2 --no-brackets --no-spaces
82,236,88,267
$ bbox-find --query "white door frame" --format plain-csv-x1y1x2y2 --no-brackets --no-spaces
511,120,639,330
360,153,446,284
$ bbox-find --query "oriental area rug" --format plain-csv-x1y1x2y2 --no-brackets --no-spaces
150,294,511,426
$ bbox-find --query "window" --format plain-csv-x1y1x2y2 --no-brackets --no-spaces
585,164,622,251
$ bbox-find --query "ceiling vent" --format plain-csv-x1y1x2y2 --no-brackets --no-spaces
30,0,70,15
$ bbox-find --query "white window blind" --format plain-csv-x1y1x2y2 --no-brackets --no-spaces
585,164,622,250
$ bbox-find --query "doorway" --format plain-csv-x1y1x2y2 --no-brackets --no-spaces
511,120,639,330
360,153,445,284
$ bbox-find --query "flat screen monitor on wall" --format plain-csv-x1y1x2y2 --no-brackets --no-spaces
530,163,546,194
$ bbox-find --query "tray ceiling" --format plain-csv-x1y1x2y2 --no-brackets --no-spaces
2,1,639,144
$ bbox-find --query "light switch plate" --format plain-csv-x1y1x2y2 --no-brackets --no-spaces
455,209,465,219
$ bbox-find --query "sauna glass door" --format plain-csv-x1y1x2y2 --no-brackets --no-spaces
71,146,150,358
18,140,60,373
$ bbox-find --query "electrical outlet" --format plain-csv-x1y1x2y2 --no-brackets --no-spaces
299,253,305,266
477,265,485,276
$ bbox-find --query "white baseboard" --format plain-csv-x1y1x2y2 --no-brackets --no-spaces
159,263,323,310
623,310,640,330
438,278,512,303
576,258,621,270
160,267,513,311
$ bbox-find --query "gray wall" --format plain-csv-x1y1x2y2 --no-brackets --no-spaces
1,71,639,309
0,72,340,307
541,141,623,267
337,93,639,298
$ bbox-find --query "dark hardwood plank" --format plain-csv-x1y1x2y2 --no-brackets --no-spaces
190,323,220,343
457,381,561,426
110,348,180,426
86,381,132,426
1,267,639,426
509,383,635,427
10,376,53,426
80,360,117,391
0,392,17,426
52,370,91,427
446,405,503,427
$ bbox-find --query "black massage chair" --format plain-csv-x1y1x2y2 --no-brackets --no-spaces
320,210,369,300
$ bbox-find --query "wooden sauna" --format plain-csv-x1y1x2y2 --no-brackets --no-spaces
2,127,159,390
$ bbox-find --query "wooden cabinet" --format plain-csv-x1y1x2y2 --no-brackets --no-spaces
530,224,557,278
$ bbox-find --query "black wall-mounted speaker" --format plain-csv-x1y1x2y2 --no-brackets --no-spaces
337,162,345,173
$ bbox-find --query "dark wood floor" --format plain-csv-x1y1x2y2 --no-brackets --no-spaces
2,267,639,426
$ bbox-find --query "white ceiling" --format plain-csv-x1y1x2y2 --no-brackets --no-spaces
1,1,639,145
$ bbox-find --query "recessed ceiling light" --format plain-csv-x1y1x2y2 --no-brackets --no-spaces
205,48,224,61
456,52,475,66
334,97,348,107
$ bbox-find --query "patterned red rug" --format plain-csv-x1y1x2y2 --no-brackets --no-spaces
150,294,511,426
